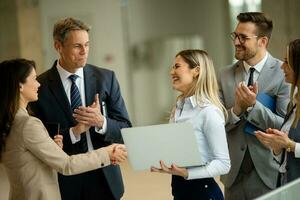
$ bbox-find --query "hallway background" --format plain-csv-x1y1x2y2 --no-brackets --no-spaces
1,0,300,199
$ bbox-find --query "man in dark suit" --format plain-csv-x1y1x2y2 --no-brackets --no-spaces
218,12,290,199
29,17,131,200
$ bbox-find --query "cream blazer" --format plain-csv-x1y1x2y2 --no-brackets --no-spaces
1,108,111,200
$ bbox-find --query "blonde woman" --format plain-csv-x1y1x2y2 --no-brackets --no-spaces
151,50,231,200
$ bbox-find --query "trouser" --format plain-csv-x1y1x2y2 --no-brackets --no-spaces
172,175,224,200
225,149,271,200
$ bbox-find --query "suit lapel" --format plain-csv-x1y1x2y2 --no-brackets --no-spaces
48,61,74,123
83,65,97,106
234,61,244,85
256,55,276,92
83,66,100,146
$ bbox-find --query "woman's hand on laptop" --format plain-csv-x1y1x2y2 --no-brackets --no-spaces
150,160,188,179
105,144,127,165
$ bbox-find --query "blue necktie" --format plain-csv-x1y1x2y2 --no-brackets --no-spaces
69,74,88,153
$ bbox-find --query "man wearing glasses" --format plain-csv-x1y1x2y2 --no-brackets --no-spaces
218,12,290,199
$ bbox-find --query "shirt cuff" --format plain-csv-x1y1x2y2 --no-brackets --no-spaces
230,108,241,124
295,143,300,158
95,117,107,135
70,128,81,144
186,166,205,180
246,105,254,114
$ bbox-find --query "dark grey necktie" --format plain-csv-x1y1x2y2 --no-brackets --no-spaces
69,74,88,153
247,67,255,86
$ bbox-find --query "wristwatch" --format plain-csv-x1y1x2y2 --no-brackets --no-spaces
286,140,294,152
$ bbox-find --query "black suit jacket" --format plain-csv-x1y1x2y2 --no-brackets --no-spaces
29,61,131,199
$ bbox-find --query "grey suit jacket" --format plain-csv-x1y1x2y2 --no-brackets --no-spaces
218,54,290,189
1,108,111,200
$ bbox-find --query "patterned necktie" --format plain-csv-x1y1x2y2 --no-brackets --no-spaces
69,74,88,153
247,67,255,86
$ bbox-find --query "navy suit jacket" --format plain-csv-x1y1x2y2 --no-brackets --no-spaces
287,120,300,183
29,61,131,199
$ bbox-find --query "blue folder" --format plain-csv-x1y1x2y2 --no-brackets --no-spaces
244,92,276,135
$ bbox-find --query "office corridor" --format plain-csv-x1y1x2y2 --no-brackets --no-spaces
0,162,225,199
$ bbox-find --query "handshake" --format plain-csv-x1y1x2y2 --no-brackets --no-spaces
104,144,127,165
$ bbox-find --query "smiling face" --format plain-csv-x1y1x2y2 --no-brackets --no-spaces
20,68,40,106
55,30,89,73
233,22,261,62
281,49,295,84
170,55,198,95
233,22,268,64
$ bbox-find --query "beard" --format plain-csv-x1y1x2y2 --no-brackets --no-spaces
234,45,257,61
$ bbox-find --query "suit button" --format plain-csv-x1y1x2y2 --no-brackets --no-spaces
241,146,245,151
101,163,104,167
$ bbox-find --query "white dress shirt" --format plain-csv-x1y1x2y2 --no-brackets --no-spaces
230,52,269,124
56,61,107,152
171,96,231,180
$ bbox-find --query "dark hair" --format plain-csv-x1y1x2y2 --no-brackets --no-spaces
237,12,273,39
289,39,300,85
0,58,36,158
53,17,90,44
287,39,300,128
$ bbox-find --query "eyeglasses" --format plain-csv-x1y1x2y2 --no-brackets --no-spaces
230,32,258,44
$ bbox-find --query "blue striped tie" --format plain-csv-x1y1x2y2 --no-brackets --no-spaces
69,74,88,153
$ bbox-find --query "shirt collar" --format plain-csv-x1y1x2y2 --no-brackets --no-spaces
189,96,198,108
19,107,28,113
176,95,210,109
293,87,298,105
56,60,84,81
243,52,269,73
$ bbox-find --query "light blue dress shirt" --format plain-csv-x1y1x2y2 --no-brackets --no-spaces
170,96,231,180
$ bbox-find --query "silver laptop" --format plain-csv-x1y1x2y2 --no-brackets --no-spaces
121,122,203,171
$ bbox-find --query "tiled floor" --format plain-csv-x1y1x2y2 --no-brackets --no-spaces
0,162,172,200
0,162,224,200
121,161,172,200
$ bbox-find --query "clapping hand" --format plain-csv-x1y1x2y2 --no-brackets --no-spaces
255,128,288,155
233,81,258,115
73,93,105,128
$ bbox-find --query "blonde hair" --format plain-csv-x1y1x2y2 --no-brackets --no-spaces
172,49,227,120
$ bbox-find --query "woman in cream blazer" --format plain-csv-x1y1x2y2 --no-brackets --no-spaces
0,58,127,200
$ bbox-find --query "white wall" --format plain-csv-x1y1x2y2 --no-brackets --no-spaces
0,0,20,60
126,0,231,125
262,0,300,59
